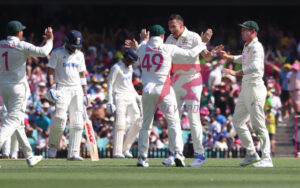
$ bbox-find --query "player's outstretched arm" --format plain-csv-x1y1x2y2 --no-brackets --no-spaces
222,68,243,76
22,27,53,57
201,45,224,61
217,50,237,62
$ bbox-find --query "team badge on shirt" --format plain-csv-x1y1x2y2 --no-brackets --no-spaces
76,37,81,45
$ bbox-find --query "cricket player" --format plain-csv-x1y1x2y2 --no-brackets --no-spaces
47,30,88,161
219,21,273,167
106,49,142,158
126,24,207,167
163,14,216,167
0,20,53,166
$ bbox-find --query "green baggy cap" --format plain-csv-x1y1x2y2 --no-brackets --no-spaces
239,20,259,32
149,25,165,36
7,20,26,35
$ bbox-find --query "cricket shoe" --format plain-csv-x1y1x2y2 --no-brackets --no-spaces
2,154,9,159
113,154,125,159
162,153,175,166
137,156,149,167
48,147,57,158
67,156,84,161
27,155,43,167
11,153,18,159
253,158,273,168
123,151,133,158
189,153,206,167
174,152,185,167
240,153,261,166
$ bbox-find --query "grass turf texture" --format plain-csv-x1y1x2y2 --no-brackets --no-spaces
0,158,299,188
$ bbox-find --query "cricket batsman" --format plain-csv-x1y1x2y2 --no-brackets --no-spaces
126,24,207,167
219,20,273,167
106,49,142,158
46,30,88,161
0,20,53,166
163,14,216,167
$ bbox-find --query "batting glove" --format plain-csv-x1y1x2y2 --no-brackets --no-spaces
106,103,116,115
83,92,91,107
45,85,60,103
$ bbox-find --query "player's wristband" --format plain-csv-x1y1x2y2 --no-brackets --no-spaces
49,84,56,90
81,78,87,86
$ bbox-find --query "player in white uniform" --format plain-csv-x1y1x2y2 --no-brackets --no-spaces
126,24,207,167
219,21,273,167
106,49,142,158
164,14,216,167
47,30,88,161
0,20,53,166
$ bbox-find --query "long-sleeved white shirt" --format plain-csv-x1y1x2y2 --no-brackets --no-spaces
165,27,205,76
233,37,265,83
136,36,206,86
0,36,53,84
106,61,138,104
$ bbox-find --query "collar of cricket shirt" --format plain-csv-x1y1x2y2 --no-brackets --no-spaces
178,27,188,42
245,37,258,48
7,36,20,42
63,44,79,55
149,36,163,45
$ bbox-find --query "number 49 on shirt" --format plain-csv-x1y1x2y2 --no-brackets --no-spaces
141,53,164,72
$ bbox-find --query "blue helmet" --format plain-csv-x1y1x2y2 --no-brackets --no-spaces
65,30,82,49
124,49,138,61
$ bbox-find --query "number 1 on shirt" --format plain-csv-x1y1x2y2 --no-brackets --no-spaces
1,51,9,71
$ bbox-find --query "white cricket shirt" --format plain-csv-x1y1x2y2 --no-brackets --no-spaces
106,61,138,103
233,37,265,83
136,36,206,86
48,46,86,86
165,27,204,76
0,36,53,84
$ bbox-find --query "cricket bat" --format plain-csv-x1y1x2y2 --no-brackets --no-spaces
83,107,99,161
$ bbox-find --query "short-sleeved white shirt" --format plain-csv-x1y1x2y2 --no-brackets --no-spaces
48,46,86,86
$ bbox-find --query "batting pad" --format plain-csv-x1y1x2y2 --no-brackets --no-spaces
48,117,66,149
68,127,83,158
113,129,125,156
123,117,142,153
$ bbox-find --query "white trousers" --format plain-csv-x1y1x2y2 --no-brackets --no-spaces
0,82,33,158
138,84,183,158
48,85,84,158
173,74,205,155
2,133,19,157
113,94,142,156
232,81,271,159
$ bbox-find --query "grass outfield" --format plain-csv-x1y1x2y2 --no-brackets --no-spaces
0,158,300,188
